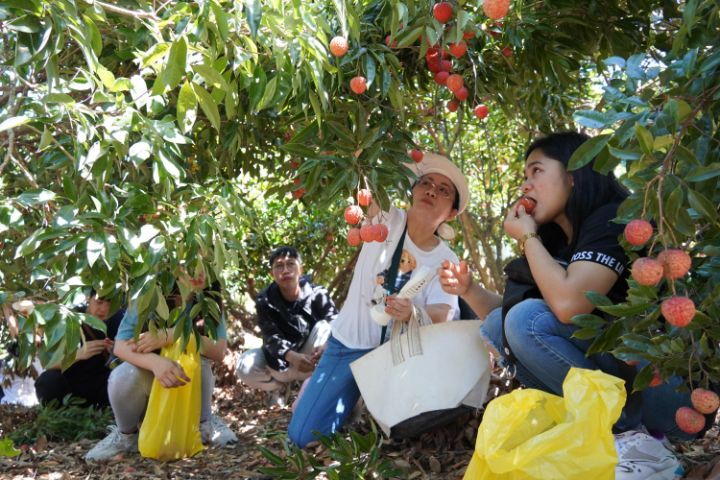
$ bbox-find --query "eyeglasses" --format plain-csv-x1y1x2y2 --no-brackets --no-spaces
272,260,298,272
416,177,455,199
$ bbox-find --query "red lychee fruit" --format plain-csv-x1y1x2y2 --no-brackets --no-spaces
357,189,372,207
675,406,705,435
344,205,363,225
350,76,367,94
649,366,663,387
410,149,424,163
661,296,696,327
631,257,664,286
624,219,653,246
691,388,720,415
447,100,460,112
440,59,453,72
329,36,349,57
501,46,513,57
446,74,464,93
463,30,475,40
657,249,691,280
360,224,375,243
454,86,469,101
374,224,389,242
290,160,300,169
347,228,362,246
292,188,305,199
474,104,489,119
518,196,536,214
448,42,467,58
434,71,450,85
433,2,453,23
384,35,398,48
483,0,510,20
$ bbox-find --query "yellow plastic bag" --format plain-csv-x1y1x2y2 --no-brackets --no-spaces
464,368,626,480
138,336,204,461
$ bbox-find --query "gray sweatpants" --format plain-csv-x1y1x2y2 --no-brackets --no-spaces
236,320,331,391
108,357,214,434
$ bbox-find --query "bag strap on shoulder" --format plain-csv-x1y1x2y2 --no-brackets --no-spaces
380,223,407,344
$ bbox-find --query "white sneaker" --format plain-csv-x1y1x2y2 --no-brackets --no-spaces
85,426,138,461
614,430,684,480
200,414,237,447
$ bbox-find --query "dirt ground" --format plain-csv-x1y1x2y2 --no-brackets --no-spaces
1,350,719,480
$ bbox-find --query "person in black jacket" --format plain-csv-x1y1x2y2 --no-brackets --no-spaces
34,291,125,407
236,246,337,406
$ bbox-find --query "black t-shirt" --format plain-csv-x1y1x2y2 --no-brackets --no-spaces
556,202,629,303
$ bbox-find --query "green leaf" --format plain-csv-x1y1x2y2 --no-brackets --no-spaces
193,64,228,91
634,124,653,155
210,2,229,42
687,189,719,224
153,38,187,94
568,134,610,170
584,291,613,307
0,116,30,132
44,93,75,104
572,313,608,329
16,189,56,207
255,76,278,112
177,81,197,133
573,110,614,129
396,26,423,49
685,163,720,182
608,146,642,161
245,0,262,38
86,234,105,267
597,302,652,317
192,83,221,131
0,438,21,457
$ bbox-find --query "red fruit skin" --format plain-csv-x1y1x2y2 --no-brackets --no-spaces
344,205,363,225
357,189,372,207
290,160,300,169
657,249,691,280
675,406,705,435
433,2,453,23
446,74,464,93
350,76,367,94
447,100,460,112
501,46,513,57
293,177,301,185
518,196,536,214
649,370,663,387
624,219,653,246
454,86,469,101
474,104,489,119
329,36,349,57
448,42,467,58
631,257,664,286
661,296,696,327
434,71,450,85
691,388,720,414
374,224,389,242
410,149,424,163
384,35,398,48
359,224,375,243
483,0,510,20
463,30,475,40
347,228,362,246
440,60,453,72
293,188,306,199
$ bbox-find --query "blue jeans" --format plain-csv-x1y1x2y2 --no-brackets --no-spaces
288,336,372,448
481,300,695,440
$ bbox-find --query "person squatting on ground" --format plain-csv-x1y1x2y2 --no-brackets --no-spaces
85,280,237,461
235,246,337,407
35,291,125,407
439,132,717,479
288,153,469,448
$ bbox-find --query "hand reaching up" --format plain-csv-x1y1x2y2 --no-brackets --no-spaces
438,260,472,296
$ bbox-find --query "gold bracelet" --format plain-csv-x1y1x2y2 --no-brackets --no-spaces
519,232,539,256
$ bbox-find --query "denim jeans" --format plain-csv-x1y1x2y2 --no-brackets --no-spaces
481,300,695,440
287,335,372,448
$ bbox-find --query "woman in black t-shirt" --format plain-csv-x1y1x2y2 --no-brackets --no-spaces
439,132,702,475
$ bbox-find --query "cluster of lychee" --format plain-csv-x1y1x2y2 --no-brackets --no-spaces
676,388,719,434
626,219,695,328
344,189,389,246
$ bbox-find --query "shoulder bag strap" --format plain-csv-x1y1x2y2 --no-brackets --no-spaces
380,223,408,344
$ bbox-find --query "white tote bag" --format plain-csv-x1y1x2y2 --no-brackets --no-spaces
350,312,491,436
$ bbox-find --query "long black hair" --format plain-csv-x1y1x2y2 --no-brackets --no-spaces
527,132,629,253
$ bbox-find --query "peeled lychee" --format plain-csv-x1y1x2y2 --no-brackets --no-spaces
344,205,363,225
691,388,720,415
631,257,664,286
657,249,691,280
661,296,696,327
624,219,653,246
347,228,362,246
357,189,372,207
675,406,705,435
483,0,510,20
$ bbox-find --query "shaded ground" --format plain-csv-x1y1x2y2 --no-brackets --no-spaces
1,350,719,479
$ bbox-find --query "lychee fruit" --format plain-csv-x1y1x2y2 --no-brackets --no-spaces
518,196,536,214
447,100,460,112
624,219,653,246
350,76,367,94
434,71,449,85
463,30,475,40
631,257,664,286
375,224,389,242
661,296,696,327
691,388,720,415
360,224,375,243
440,60,453,72
448,42,467,58
657,249,691,280
501,46,513,57
293,188,306,199
649,366,663,387
474,104,489,119
344,205,363,225
329,36,349,57
433,2,453,23
454,86,469,101
483,0,510,20
446,74,464,93
347,228,362,246
675,406,705,435
357,189,372,207
410,149,424,163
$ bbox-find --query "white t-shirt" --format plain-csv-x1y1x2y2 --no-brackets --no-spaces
331,207,460,349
